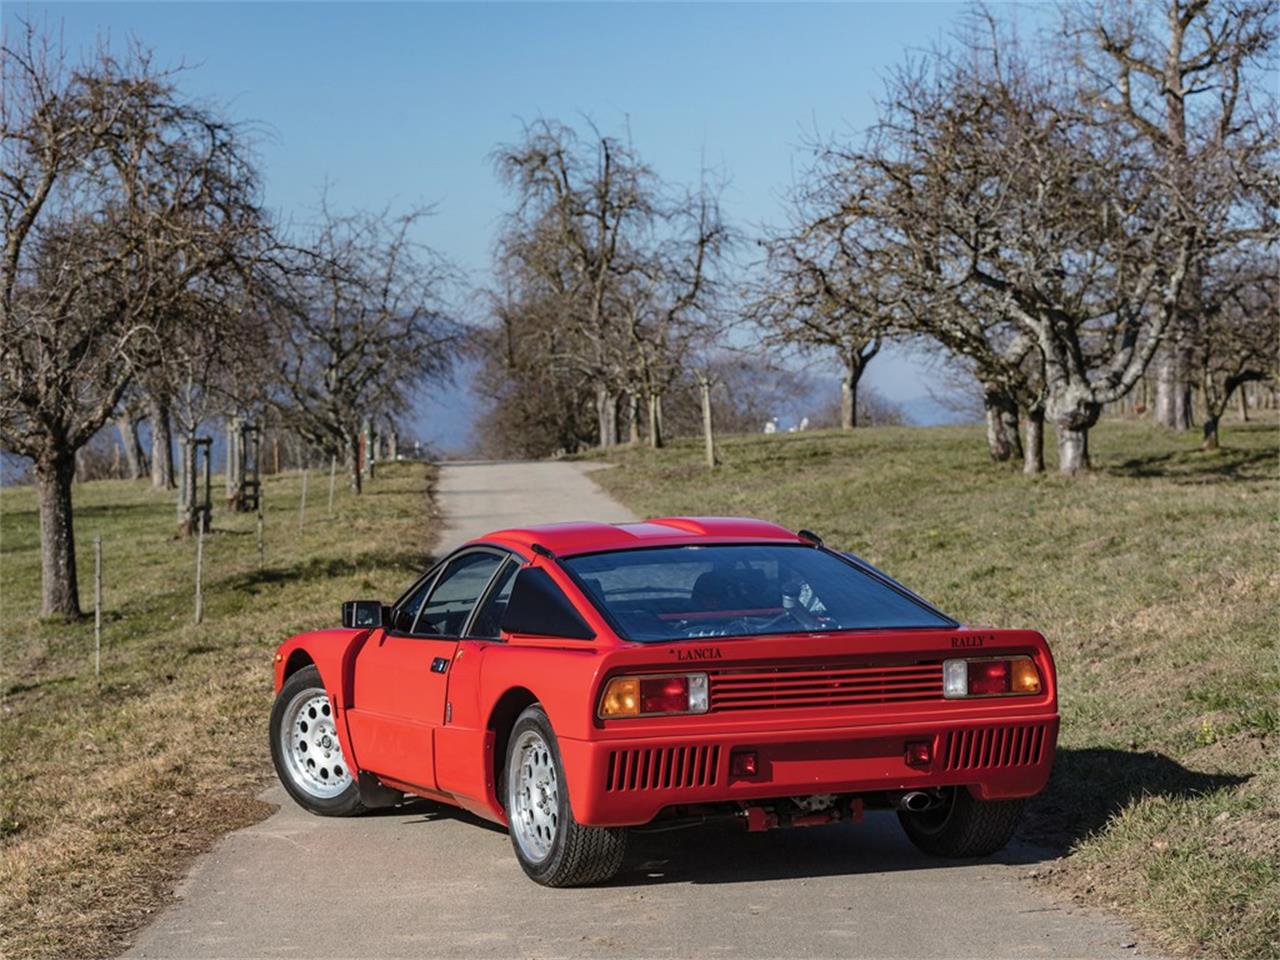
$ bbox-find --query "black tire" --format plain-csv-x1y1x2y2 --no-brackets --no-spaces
269,665,366,817
501,704,626,886
897,787,1023,858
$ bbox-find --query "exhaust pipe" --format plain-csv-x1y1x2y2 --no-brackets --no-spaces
892,790,942,813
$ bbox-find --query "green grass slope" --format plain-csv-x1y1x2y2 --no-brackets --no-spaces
0,463,439,959
587,419,1279,959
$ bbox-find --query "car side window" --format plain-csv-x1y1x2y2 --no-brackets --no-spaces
390,571,438,634
412,552,504,637
466,560,518,639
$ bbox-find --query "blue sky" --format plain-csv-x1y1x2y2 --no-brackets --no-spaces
10,1,997,448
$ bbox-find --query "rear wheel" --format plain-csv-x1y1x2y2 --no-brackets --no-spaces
897,787,1023,857
503,705,626,886
269,665,365,817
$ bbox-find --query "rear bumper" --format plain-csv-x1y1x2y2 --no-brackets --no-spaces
559,714,1059,827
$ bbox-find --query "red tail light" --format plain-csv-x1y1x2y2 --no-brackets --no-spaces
640,676,690,714
967,660,1011,695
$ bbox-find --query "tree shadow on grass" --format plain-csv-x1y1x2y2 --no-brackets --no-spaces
1105,446,1276,484
233,549,432,591
1021,747,1250,851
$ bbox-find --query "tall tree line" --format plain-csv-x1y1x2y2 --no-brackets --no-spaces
757,0,1277,472
477,120,730,455
1,26,461,616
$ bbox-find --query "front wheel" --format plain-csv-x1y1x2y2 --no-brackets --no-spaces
897,787,1023,858
269,665,365,817
503,705,626,886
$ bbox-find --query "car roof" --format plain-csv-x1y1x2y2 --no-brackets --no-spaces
475,517,804,557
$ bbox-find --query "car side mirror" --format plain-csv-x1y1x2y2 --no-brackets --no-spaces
342,600,385,629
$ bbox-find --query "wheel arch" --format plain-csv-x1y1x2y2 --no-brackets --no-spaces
283,648,315,682
487,686,541,811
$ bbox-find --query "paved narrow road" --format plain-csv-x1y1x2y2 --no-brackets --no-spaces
128,461,1152,959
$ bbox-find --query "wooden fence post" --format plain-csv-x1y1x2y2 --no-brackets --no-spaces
328,455,337,518
194,524,205,625
94,537,102,678
298,467,309,534
256,478,265,570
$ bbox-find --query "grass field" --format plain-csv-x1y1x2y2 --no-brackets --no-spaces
0,462,439,960
586,418,1279,959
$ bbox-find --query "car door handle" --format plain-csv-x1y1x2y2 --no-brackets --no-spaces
430,657,449,674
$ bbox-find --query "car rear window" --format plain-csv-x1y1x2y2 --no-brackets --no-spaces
564,544,954,642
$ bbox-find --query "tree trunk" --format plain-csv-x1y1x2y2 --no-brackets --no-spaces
116,413,145,480
225,417,242,502
148,396,175,490
647,392,664,449
347,434,362,494
362,417,375,482
1154,349,1193,430
1202,416,1220,450
36,451,81,618
178,432,198,536
1238,385,1249,422
595,383,617,447
982,387,1022,462
628,393,640,445
1023,409,1045,475
840,370,858,430
699,377,717,468
1054,423,1091,475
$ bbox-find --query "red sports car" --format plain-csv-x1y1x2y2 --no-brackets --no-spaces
269,517,1058,886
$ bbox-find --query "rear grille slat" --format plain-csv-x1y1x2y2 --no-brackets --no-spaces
712,679,940,697
707,660,943,713
943,724,1049,771
605,744,720,793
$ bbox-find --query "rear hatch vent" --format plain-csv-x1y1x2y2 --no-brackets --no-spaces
707,660,943,713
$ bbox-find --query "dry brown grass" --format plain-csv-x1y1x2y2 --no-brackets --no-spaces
585,417,1279,959
0,462,439,959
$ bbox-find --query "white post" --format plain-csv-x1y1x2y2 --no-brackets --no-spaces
298,467,309,534
194,524,205,625
94,537,102,678
256,512,265,570
328,455,337,518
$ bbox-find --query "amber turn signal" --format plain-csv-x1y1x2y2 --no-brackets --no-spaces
599,677,641,718
1010,657,1041,694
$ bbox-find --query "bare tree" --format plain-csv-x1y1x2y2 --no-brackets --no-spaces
0,26,262,615
485,119,729,454
1067,0,1279,431
268,204,460,493
147,283,268,533
493,120,658,447
1194,251,1278,448
840,27,1198,474
754,208,892,431
619,178,729,447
